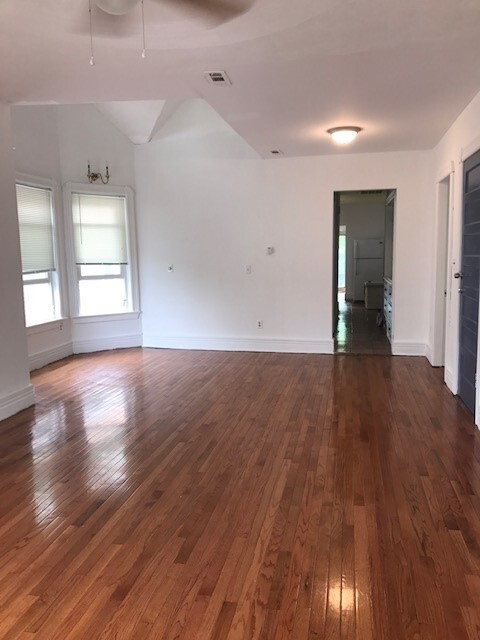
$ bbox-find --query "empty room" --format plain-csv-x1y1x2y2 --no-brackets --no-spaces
0,1,480,638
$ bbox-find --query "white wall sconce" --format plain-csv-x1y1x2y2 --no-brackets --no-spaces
87,163,110,184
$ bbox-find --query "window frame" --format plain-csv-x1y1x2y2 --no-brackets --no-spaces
63,182,139,319
16,173,66,327
23,272,52,286
76,265,124,281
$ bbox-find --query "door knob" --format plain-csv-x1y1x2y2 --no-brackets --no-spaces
458,288,464,293
454,272,463,279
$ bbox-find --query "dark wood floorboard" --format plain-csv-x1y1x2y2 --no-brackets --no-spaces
0,348,479,639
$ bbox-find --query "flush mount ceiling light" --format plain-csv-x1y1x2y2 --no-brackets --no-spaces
94,0,140,15
327,126,363,145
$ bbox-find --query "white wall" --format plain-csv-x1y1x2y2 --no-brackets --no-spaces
12,106,61,182
430,88,480,398
10,104,141,370
136,125,433,355
56,105,136,187
12,104,136,187
27,320,72,372
339,195,386,301
0,104,34,420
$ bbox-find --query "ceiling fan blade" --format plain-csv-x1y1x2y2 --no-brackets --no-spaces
71,5,136,38
95,0,141,15
158,0,253,25
70,0,254,39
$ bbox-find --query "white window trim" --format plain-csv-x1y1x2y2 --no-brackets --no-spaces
63,182,140,319
15,172,68,326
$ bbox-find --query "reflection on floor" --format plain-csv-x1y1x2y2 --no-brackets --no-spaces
335,294,391,355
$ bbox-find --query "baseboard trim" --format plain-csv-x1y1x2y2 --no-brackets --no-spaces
391,341,427,356
73,334,142,354
444,366,457,394
0,384,35,422
425,344,434,365
425,343,448,368
29,342,73,372
143,335,334,354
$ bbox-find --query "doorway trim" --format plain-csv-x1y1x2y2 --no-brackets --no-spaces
429,171,453,367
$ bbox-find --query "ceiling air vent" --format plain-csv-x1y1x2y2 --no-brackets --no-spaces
204,71,232,86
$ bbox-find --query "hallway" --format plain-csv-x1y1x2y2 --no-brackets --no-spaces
335,294,391,355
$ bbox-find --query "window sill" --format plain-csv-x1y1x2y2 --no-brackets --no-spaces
71,311,141,325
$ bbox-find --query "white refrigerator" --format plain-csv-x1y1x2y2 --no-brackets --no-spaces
353,239,384,301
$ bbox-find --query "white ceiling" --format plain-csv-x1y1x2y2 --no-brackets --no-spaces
2,0,480,157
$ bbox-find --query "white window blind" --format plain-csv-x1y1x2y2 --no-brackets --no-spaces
16,184,55,274
72,194,128,265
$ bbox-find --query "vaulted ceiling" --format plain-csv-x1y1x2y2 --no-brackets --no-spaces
1,0,480,157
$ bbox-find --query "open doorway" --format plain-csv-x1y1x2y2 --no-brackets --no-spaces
333,190,395,354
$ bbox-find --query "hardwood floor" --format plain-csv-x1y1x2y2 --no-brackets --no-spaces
0,348,479,639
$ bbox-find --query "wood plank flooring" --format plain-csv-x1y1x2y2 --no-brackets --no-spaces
0,348,479,639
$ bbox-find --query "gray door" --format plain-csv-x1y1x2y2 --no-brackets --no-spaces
458,149,480,414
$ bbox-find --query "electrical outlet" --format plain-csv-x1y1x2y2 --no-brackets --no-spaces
257,320,263,329
246,264,252,275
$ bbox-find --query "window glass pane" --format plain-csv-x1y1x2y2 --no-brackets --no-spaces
80,264,122,277
16,184,55,273
79,278,127,316
23,279,56,326
24,272,49,282
72,194,128,265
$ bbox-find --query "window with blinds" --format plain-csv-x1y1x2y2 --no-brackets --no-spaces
70,192,133,316
16,182,60,326
16,184,55,274
72,194,128,265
